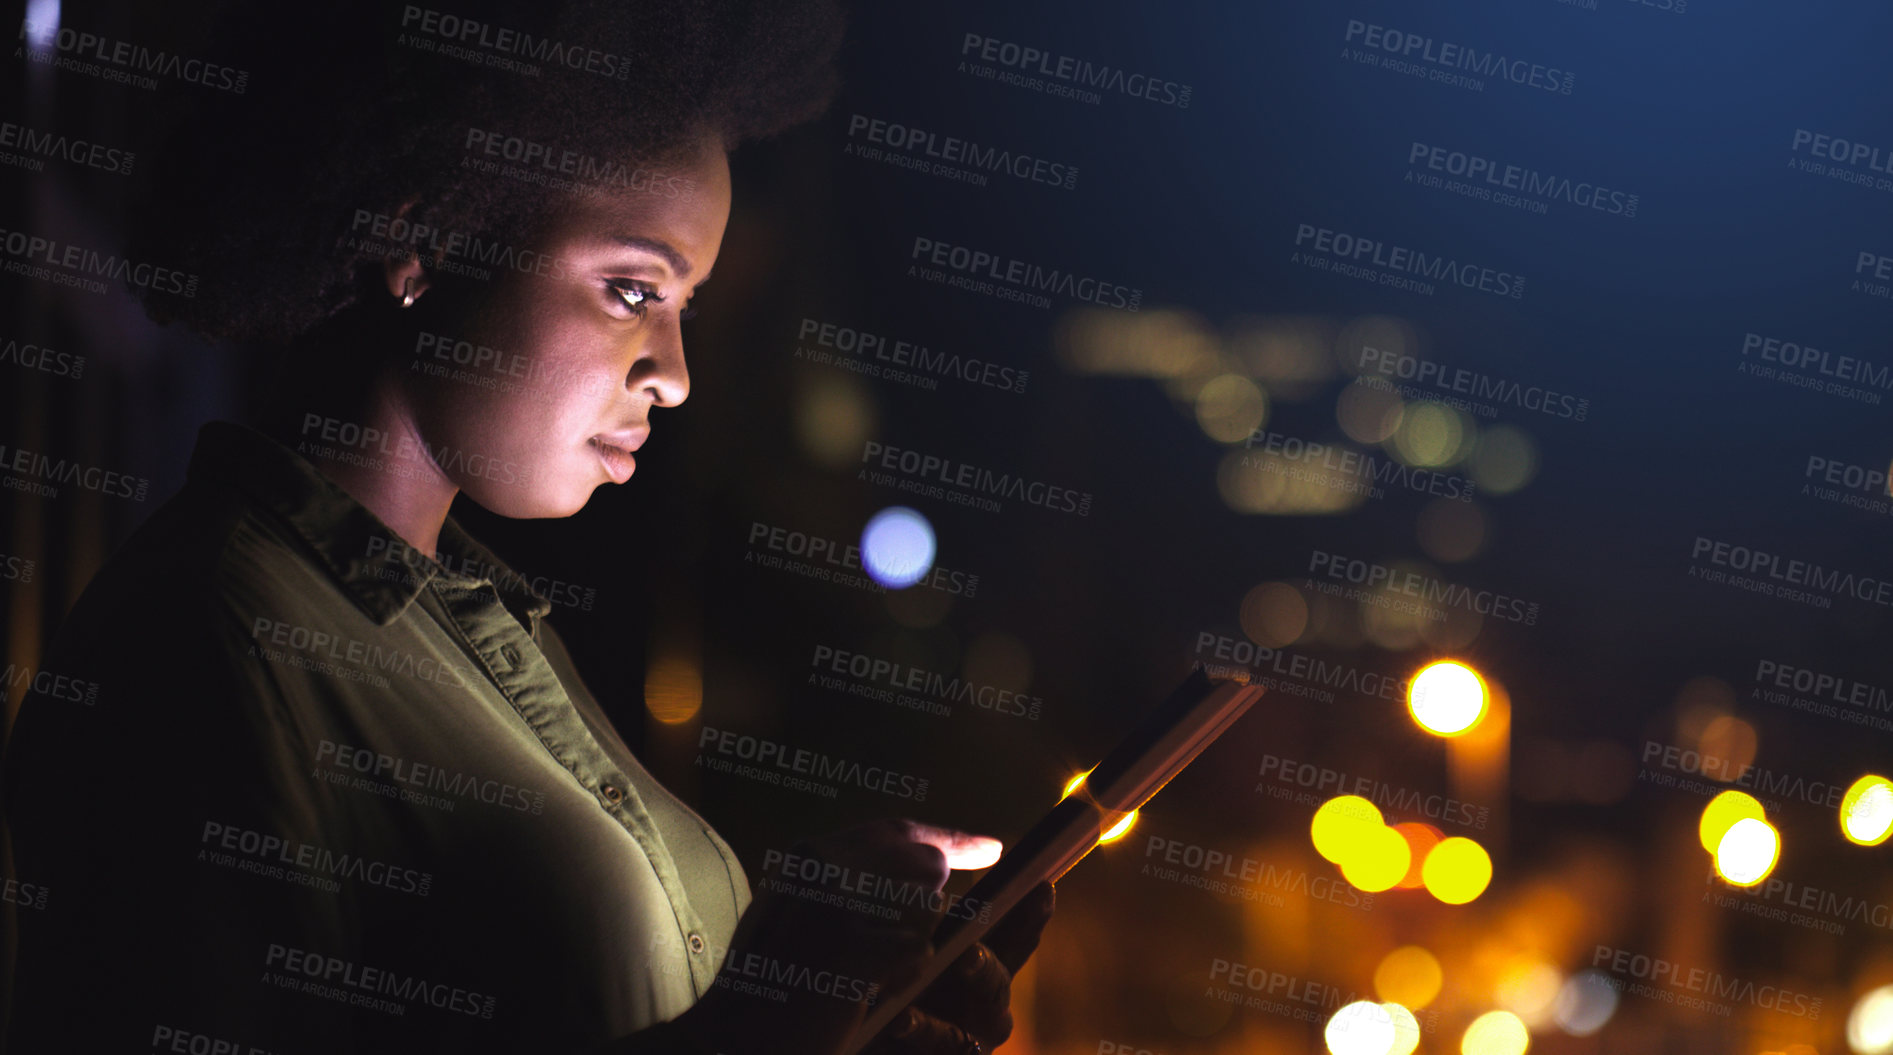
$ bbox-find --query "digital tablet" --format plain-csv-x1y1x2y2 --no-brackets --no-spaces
843,668,1265,1053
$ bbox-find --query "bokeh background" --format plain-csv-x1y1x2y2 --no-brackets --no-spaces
9,1,1893,1053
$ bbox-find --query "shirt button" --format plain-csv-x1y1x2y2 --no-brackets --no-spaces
500,644,522,669
601,783,624,805
688,933,706,954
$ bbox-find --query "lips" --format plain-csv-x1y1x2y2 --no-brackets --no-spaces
589,428,647,484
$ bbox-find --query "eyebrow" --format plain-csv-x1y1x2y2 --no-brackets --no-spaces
610,235,693,279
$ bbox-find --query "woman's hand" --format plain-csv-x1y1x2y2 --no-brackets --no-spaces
864,879,1055,1054
673,819,1054,1055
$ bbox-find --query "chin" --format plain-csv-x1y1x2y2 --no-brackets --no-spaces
465,479,597,520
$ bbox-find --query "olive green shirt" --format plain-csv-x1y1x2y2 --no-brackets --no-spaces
4,420,748,1054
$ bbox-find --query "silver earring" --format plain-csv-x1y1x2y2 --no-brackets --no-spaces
400,277,418,309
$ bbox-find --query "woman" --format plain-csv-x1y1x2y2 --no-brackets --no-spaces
2,1,1050,1052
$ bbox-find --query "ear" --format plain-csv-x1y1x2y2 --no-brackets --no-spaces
382,197,432,306
384,252,430,307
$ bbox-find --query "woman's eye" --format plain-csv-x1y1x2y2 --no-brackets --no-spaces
606,280,664,318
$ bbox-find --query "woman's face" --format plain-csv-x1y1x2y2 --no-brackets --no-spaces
397,134,731,518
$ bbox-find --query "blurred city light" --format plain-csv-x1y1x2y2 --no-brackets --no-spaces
1698,790,1766,853
1842,775,1893,846
1461,1010,1530,1055
1374,946,1443,1009
1340,824,1413,893
1551,970,1618,1037
860,506,936,589
1848,983,1893,1054
1392,822,1444,889
1193,373,1269,443
1324,1000,1395,1055
1421,837,1494,904
1714,816,1780,886
1099,810,1138,844
1409,661,1488,737
1384,1002,1422,1055
1312,796,1385,863
1061,768,1093,801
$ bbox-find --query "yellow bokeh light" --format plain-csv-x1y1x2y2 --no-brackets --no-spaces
1409,661,1488,737
1384,1002,1422,1055
1848,983,1893,1054
1390,401,1471,467
1714,817,1780,886
1061,769,1093,801
643,642,703,725
1462,1010,1529,1055
1311,796,1385,864
1340,824,1413,893
1422,837,1494,904
1495,961,1563,1028
1324,1000,1395,1055
1099,809,1138,844
1375,946,1443,1009
1842,775,1893,846
1468,426,1538,495
1698,790,1765,853
1194,373,1270,444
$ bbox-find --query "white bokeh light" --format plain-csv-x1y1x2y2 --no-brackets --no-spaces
860,506,936,589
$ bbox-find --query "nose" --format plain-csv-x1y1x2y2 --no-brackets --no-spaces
629,315,690,407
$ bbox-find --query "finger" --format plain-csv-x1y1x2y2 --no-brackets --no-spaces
982,881,1055,976
898,821,1002,872
869,1003,994,1055
911,942,1012,1046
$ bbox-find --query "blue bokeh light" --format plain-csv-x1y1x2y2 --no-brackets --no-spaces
860,506,937,589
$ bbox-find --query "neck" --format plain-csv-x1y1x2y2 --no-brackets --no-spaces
259,343,460,558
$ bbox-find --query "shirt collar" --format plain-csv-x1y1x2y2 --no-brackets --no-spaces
186,420,554,630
